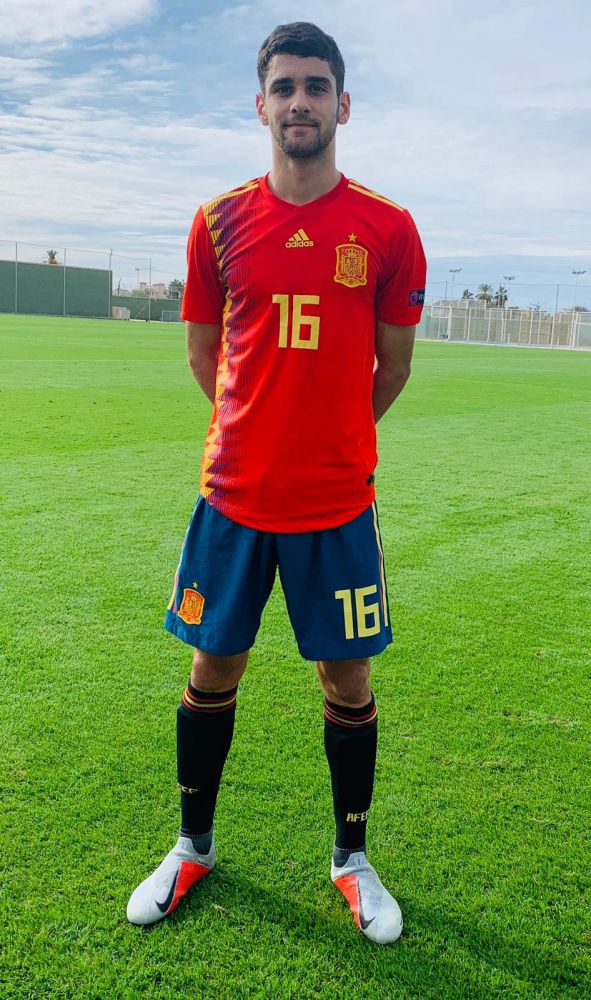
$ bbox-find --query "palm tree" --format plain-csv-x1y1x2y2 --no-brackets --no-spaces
493,285,508,307
43,249,61,265
168,278,185,299
476,283,493,304
461,289,474,300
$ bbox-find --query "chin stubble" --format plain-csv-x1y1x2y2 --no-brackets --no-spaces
277,119,338,160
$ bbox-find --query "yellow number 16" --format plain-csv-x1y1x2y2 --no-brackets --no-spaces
335,586,381,639
272,294,320,350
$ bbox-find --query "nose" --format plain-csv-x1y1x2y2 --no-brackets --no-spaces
289,86,311,116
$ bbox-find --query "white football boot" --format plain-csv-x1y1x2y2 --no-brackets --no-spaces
331,851,403,944
127,836,215,926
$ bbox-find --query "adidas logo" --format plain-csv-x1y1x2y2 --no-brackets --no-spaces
286,228,314,248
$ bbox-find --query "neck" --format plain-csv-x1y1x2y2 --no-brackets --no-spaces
267,147,341,206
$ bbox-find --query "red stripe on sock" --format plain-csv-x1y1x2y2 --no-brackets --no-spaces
324,700,377,728
182,687,237,713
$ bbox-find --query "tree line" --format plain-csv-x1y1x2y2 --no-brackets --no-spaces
461,284,509,306
42,250,186,299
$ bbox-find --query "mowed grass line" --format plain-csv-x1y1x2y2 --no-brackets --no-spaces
1,314,589,999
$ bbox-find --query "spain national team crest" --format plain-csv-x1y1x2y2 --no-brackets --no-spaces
334,242,368,288
178,585,205,625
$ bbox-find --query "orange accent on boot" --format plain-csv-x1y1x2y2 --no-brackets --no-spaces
333,874,361,929
169,861,212,914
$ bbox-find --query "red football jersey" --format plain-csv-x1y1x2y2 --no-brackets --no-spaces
181,173,426,532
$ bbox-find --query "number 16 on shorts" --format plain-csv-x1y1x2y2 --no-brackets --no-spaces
335,585,384,639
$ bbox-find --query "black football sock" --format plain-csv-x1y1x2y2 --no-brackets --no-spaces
177,679,238,843
323,694,378,859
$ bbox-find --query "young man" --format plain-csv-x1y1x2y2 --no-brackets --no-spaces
127,22,426,944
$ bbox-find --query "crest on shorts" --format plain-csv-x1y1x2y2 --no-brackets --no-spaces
334,242,368,288
178,585,205,625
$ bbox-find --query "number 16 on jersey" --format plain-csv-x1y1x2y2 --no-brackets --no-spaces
272,294,320,350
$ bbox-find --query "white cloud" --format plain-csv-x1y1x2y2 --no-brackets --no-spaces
0,56,53,90
0,99,267,264
197,0,591,111
117,54,172,73
0,0,157,46
0,0,589,286
3,91,588,267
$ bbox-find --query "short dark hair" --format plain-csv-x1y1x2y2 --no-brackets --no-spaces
257,22,345,96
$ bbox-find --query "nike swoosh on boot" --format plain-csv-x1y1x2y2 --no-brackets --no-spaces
358,884,375,930
156,870,179,913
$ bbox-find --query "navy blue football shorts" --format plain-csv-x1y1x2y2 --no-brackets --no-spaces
164,495,392,661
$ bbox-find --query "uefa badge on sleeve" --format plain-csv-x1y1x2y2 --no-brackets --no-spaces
408,289,425,306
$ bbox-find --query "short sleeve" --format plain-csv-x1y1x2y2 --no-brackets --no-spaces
376,209,427,326
180,207,225,323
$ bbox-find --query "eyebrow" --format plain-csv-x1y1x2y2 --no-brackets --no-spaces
270,75,333,88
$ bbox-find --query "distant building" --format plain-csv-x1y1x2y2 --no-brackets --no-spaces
131,281,169,299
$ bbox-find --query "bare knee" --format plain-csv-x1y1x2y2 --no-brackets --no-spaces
190,648,249,692
316,658,371,708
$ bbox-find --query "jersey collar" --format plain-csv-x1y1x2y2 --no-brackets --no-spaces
258,172,348,210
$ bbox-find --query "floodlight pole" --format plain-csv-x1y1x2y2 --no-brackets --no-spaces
503,275,515,342
571,270,586,347
550,284,559,347
14,241,18,314
448,268,462,341
108,249,112,320
572,269,585,309
449,268,462,302
63,247,67,316
148,258,152,322
502,275,515,306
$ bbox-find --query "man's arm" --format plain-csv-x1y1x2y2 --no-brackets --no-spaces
372,321,416,423
186,322,222,405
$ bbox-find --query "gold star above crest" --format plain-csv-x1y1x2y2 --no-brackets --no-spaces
348,232,357,242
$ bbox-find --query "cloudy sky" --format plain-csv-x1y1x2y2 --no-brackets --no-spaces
1,0,589,308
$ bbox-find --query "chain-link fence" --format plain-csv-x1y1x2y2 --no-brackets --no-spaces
420,279,590,350
0,240,184,321
417,302,590,349
1,239,589,346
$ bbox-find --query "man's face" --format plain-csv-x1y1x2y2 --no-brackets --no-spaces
256,53,350,159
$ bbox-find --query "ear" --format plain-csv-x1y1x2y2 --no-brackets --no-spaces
337,91,351,126
256,92,269,126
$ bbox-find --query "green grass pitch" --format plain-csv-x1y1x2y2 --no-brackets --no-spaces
1,314,589,999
